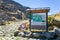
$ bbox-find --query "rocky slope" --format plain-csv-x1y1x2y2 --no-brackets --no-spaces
52,12,60,27
0,0,30,21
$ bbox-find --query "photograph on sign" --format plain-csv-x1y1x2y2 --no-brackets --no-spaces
31,13,47,32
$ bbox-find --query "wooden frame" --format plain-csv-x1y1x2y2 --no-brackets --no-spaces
27,8,50,32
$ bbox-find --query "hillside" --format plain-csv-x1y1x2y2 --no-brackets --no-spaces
0,0,30,21
48,12,60,28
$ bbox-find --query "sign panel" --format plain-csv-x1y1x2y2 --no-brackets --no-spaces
30,13,47,32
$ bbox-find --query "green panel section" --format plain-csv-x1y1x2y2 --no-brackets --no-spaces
31,14,43,22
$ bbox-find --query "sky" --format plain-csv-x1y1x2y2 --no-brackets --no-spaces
13,0,60,15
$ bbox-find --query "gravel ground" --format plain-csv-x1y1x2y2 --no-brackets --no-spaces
0,20,29,37
0,37,59,40
0,37,49,40
0,20,59,40
0,20,48,40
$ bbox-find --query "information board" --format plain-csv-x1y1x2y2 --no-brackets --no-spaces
30,13,47,32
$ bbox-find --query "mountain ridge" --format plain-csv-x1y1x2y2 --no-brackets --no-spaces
0,0,30,21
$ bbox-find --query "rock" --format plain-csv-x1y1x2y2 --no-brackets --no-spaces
52,13,60,28
0,31,3,34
